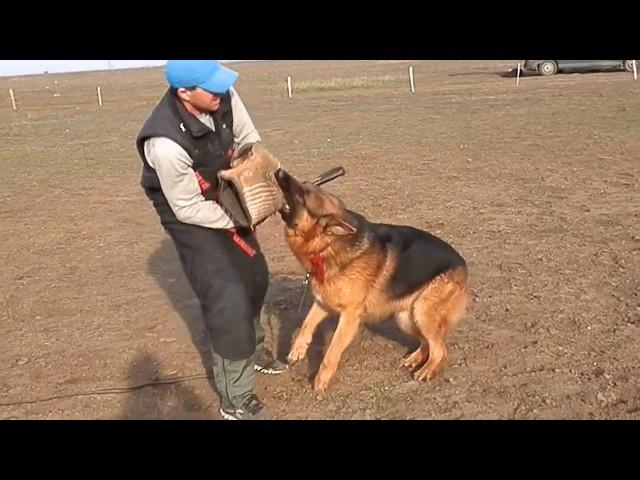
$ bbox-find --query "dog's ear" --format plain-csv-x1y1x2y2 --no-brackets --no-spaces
325,215,357,236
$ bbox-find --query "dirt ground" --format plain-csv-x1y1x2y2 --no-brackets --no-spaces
1,60,639,420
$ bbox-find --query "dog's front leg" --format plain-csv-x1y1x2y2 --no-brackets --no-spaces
314,309,363,392
288,301,329,364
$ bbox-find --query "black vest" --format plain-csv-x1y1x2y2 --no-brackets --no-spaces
135,89,235,220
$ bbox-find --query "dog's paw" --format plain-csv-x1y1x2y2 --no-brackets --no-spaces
313,367,334,392
413,363,441,382
287,340,309,364
402,347,428,370
413,369,432,382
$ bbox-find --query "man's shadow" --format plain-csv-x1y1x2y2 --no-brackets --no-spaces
119,352,210,419
147,239,419,386
147,239,217,395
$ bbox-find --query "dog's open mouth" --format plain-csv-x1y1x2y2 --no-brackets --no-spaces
275,169,300,225
279,197,294,224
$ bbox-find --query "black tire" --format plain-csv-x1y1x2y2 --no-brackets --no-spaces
538,60,558,76
624,60,637,73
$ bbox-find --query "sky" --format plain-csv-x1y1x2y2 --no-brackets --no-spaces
0,60,168,77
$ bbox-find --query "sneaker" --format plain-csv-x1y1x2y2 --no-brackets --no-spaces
219,394,269,420
254,350,289,375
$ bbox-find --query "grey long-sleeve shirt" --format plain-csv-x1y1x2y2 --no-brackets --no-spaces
143,87,261,229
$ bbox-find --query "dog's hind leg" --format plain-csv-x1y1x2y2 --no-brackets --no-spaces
395,311,429,370
413,315,448,382
412,270,468,382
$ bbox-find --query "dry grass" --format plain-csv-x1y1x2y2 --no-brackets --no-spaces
291,75,406,93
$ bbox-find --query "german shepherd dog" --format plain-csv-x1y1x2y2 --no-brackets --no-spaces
275,169,469,392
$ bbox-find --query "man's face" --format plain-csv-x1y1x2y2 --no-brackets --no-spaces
178,87,222,113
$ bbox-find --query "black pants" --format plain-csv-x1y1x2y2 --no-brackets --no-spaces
163,220,269,361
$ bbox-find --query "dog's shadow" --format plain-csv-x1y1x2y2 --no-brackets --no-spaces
265,276,420,382
147,238,419,386
261,275,333,381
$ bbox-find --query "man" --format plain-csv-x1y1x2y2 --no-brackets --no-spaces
135,60,287,420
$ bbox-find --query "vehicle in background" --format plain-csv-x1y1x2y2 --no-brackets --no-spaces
522,60,637,76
